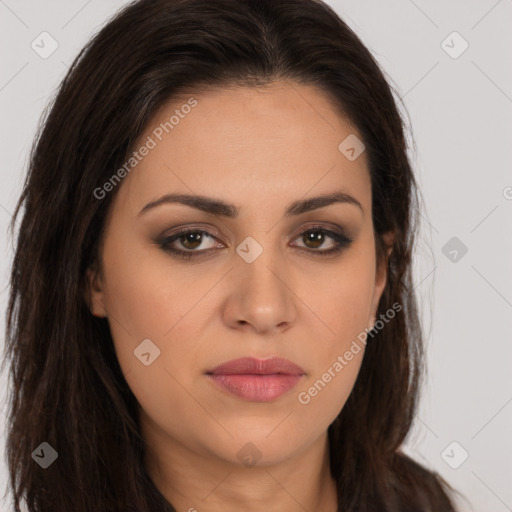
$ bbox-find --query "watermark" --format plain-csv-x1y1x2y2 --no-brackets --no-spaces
297,301,402,405
440,31,469,60
31,31,59,59
338,133,365,161
236,442,262,468
31,442,58,469
133,338,161,366
236,236,264,263
441,441,469,469
442,236,468,263
93,97,198,200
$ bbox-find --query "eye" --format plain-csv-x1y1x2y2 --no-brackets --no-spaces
290,225,353,256
157,228,223,259
156,225,353,260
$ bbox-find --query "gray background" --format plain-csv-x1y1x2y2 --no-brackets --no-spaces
1,1,511,510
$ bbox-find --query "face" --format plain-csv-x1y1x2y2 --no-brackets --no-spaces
87,80,391,470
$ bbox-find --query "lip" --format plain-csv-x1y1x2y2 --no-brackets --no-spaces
206,357,305,402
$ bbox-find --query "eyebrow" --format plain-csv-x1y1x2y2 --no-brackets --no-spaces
138,191,363,218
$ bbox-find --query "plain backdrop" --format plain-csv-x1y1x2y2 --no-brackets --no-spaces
1,1,511,511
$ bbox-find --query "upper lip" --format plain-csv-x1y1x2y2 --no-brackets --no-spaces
207,357,305,376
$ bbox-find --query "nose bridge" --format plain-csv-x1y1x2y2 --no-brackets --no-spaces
226,231,295,331
237,232,288,298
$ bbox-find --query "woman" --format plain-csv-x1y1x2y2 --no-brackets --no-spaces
3,0,461,510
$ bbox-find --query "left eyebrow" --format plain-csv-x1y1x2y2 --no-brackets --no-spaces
137,191,363,218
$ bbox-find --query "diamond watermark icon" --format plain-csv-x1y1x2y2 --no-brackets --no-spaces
338,134,365,161
134,338,161,366
32,442,58,469
442,236,468,263
441,441,469,469
236,442,262,468
236,236,263,263
441,31,469,59
31,32,59,59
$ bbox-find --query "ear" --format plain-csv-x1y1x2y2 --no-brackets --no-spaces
84,263,107,318
368,231,394,328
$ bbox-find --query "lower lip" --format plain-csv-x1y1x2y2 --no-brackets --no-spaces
207,374,303,402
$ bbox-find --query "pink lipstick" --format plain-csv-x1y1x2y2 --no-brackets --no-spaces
206,357,305,402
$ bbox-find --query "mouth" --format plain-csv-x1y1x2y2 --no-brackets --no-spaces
206,357,305,402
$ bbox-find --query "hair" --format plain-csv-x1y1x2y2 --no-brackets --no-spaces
2,0,462,510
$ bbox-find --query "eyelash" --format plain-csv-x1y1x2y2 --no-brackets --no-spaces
156,225,353,260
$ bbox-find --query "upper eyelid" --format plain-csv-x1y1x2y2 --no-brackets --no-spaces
165,223,344,236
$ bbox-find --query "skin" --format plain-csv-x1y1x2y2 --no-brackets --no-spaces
86,80,393,512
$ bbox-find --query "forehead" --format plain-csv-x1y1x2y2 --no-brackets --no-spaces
114,80,371,218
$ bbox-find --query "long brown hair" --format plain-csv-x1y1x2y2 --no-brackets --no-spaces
3,0,460,510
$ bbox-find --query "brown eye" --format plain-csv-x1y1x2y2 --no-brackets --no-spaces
291,226,353,257
157,229,222,260
302,230,325,249
179,232,204,250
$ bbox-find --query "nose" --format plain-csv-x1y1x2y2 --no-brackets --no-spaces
222,246,297,335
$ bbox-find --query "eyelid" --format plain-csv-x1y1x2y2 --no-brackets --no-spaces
160,224,224,242
159,222,348,244
291,221,347,238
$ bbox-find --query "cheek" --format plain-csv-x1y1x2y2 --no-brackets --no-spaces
101,235,214,341
295,284,369,416
125,359,203,441
100,237,224,416
304,253,376,348
289,253,375,430
98,239,183,373
296,347,364,431
100,247,210,442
